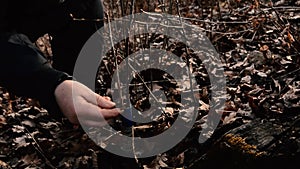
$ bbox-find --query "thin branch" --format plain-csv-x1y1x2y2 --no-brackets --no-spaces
107,12,124,106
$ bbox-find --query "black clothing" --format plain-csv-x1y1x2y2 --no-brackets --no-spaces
0,0,104,112
1,0,104,74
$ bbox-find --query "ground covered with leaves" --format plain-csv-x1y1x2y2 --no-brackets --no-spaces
1,0,300,168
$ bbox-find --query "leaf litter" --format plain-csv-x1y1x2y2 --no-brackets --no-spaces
1,0,300,168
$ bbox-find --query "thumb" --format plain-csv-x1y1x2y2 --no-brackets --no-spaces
96,94,116,108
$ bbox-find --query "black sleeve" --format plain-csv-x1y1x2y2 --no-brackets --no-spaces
1,0,104,75
0,34,72,114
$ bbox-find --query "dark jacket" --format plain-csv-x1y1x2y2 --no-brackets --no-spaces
0,34,71,113
0,0,103,113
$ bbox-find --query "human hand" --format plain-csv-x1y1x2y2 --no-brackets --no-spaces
54,80,120,127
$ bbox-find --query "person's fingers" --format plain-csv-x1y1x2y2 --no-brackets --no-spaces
103,96,111,101
96,94,116,108
77,108,120,127
99,108,121,119
75,84,116,108
75,99,120,124
56,81,119,126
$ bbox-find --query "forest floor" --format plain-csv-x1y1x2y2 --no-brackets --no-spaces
1,0,300,168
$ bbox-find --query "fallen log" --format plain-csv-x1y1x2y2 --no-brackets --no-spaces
188,113,300,169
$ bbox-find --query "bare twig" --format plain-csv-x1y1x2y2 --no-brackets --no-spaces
107,12,124,105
